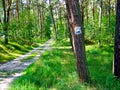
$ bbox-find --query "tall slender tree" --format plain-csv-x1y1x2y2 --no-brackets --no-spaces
114,0,120,78
108,0,111,29
98,0,102,46
2,0,12,44
27,0,31,44
65,0,90,83
16,0,19,21
49,0,57,40
92,0,95,35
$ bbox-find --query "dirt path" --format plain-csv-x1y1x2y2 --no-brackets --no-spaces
0,39,52,90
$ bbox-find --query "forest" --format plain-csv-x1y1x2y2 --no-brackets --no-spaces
0,0,120,90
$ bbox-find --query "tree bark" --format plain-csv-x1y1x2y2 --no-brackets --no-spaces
16,0,19,21
92,0,95,35
27,0,31,44
98,0,102,47
114,0,120,78
2,0,12,44
65,0,90,83
108,0,110,29
49,0,57,40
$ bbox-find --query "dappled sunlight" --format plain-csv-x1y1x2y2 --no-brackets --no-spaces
0,45,11,54
52,46,72,49
9,48,97,90
0,41,39,64
0,38,116,90
0,40,52,90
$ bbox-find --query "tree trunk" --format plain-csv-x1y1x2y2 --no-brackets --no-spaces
92,0,95,35
114,0,120,78
81,1,84,28
66,12,74,50
98,0,102,47
49,0,57,40
40,6,43,40
27,0,31,44
21,0,23,13
2,0,6,24
2,0,12,44
108,0,110,29
65,0,90,83
16,0,19,21
86,1,89,23
41,3,45,40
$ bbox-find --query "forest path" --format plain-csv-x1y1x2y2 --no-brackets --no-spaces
0,39,52,90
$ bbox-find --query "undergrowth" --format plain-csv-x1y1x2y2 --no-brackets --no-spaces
9,39,120,90
0,39,47,64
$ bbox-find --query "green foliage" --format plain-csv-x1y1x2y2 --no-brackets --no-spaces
86,45,114,89
0,42,34,63
44,15,52,39
0,35,48,63
52,38,71,47
84,9,115,46
0,9,51,45
9,49,90,90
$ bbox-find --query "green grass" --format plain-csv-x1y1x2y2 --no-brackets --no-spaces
86,45,114,90
21,52,38,62
9,48,92,90
0,42,33,63
9,40,120,90
0,38,48,64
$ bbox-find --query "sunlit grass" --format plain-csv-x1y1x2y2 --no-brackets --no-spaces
9,48,93,90
9,39,120,90
86,45,114,89
0,39,47,64
0,43,32,63
21,52,38,62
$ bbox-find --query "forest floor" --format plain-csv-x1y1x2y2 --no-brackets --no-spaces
0,39,52,90
8,40,115,90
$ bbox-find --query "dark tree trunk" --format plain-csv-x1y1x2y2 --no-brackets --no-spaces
2,0,7,44
114,0,120,77
2,0,6,23
81,1,84,28
27,0,31,44
41,4,45,40
65,0,90,83
98,0,102,47
16,0,19,21
108,0,110,27
2,0,12,44
40,6,43,40
86,1,89,23
92,0,95,35
49,0,57,40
